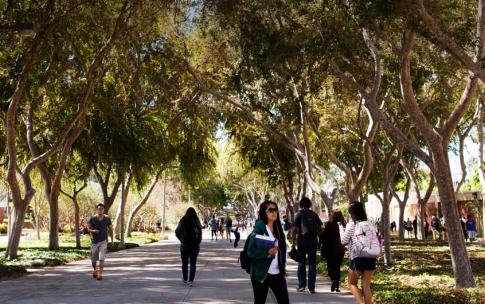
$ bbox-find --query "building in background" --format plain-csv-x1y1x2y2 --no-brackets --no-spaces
365,191,483,235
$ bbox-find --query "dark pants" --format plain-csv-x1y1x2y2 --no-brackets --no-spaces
326,252,344,288
251,273,289,304
180,244,199,282
211,229,218,240
234,230,241,248
297,239,317,291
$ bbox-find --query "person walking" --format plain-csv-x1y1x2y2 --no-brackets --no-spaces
247,200,289,304
291,197,323,294
466,215,476,242
282,215,292,232
233,214,242,248
225,216,233,242
87,203,114,281
405,218,413,238
321,210,346,292
340,201,379,304
440,217,447,241
175,207,202,287
219,218,225,239
431,216,441,240
210,215,218,241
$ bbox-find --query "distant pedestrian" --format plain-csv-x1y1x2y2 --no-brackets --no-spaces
219,218,225,238
412,217,418,239
210,215,218,241
321,210,346,292
405,218,413,238
291,197,323,294
390,221,396,233
87,203,114,281
225,216,233,242
233,214,242,248
175,207,202,287
431,216,441,240
247,200,289,304
282,215,292,232
466,215,476,242
340,201,379,304
440,217,447,240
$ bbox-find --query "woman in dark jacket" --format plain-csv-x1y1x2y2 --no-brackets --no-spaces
175,207,202,287
321,210,346,292
247,200,289,304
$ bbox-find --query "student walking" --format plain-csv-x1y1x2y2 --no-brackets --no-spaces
247,200,289,304
225,216,233,242
175,207,202,287
431,216,441,240
321,210,346,292
340,201,380,304
466,215,476,242
233,214,242,248
210,215,218,241
219,218,225,239
87,203,114,281
291,197,323,294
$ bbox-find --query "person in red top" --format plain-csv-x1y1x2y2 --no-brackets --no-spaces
320,210,346,292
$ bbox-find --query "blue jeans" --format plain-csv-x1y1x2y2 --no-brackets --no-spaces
180,244,199,282
297,239,317,291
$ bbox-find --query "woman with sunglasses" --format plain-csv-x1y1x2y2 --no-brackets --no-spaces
247,200,289,304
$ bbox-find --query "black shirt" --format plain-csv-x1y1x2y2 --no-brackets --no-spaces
88,215,112,244
294,209,323,241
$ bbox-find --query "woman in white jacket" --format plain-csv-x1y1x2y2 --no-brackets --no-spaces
340,201,377,304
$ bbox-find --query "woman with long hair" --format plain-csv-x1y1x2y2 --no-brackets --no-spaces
175,207,202,287
340,201,378,304
247,200,289,304
321,210,346,292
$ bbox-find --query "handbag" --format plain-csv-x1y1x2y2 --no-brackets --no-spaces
289,246,300,262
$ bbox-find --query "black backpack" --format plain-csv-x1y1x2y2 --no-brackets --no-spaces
238,235,252,274
301,210,319,236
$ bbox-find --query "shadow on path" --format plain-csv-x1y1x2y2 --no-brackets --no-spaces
0,235,354,304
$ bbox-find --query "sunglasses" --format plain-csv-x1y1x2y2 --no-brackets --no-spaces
266,207,278,213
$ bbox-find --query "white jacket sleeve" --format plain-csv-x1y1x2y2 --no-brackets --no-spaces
340,221,355,246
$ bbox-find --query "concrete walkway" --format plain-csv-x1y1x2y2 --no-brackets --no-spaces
0,234,354,304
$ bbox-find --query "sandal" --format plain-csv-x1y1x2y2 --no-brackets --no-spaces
92,271,98,279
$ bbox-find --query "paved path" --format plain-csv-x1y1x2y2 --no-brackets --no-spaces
0,234,354,304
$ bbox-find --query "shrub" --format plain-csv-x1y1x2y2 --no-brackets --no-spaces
62,224,73,234
0,223,7,234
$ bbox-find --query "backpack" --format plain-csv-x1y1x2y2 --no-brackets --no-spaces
238,234,252,274
352,221,381,258
301,210,319,236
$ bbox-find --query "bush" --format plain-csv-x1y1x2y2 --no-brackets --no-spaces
62,224,73,234
0,223,7,234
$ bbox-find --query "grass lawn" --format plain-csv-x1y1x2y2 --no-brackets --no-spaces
317,239,485,304
0,232,160,280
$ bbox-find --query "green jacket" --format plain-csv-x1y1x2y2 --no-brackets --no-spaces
247,220,287,282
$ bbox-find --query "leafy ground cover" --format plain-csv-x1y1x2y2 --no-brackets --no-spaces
0,232,160,280
317,239,485,304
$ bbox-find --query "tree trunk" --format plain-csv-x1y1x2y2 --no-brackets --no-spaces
417,200,426,240
432,149,475,288
5,203,28,259
398,203,405,241
381,196,392,265
126,173,160,237
48,194,59,250
73,198,81,249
